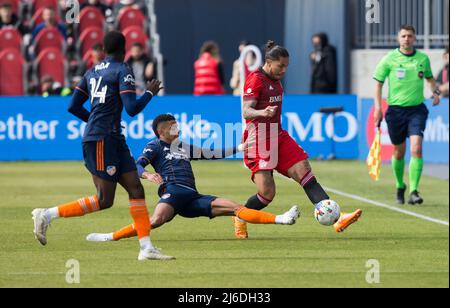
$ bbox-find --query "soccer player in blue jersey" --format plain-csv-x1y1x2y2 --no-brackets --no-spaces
31,31,173,261
86,114,300,244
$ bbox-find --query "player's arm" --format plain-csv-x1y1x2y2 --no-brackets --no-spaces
136,144,164,185
68,76,90,122
187,142,248,161
119,65,163,117
243,99,278,120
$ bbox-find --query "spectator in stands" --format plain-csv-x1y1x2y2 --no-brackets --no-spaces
40,75,71,97
194,41,225,95
31,7,67,41
230,40,256,96
126,42,156,95
0,2,26,34
436,46,449,98
81,0,111,16
310,32,337,94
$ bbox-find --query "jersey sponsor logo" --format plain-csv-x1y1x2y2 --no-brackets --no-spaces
269,95,282,103
143,148,153,154
106,166,117,176
123,74,135,85
94,62,110,71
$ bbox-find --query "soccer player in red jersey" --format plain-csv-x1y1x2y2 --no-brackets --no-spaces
235,40,362,238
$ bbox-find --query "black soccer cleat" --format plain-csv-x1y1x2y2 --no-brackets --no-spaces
396,186,407,205
408,190,424,205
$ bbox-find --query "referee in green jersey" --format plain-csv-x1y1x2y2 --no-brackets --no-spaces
373,25,441,205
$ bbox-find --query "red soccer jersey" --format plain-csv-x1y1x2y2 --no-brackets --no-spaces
243,68,284,140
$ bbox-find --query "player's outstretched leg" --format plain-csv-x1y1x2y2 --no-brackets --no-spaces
287,160,362,233
119,172,175,260
87,203,175,243
32,176,117,246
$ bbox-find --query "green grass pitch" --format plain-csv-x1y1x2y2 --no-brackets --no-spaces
0,160,448,288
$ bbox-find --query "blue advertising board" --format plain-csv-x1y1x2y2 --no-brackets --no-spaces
0,95,359,161
359,98,449,164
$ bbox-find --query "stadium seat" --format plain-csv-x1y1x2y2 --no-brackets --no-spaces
34,26,65,55
32,0,58,13
0,48,26,95
117,6,146,31
0,28,22,52
78,27,104,58
123,26,149,53
78,6,105,34
34,47,66,85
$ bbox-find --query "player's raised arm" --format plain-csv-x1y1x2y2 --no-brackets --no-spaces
119,64,163,117
68,76,90,122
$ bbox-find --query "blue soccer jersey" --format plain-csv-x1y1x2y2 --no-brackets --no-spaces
68,56,154,142
136,139,239,192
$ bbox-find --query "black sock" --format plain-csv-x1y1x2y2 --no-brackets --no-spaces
245,194,271,210
303,178,329,205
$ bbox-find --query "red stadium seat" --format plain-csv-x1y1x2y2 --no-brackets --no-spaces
0,28,22,52
78,27,104,58
34,47,66,85
123,26,149,53
0,48,25,96
117,6,146,31
78,6,105,34
32,0,58,13
34,26,65,55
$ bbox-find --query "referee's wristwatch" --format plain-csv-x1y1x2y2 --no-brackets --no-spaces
433,89,441,96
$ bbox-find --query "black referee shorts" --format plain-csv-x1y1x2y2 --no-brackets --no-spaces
385,103,429,145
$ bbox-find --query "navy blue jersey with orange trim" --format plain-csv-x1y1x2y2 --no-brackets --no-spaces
71,56,153,142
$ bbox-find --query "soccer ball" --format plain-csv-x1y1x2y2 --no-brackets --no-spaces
314,200,341,226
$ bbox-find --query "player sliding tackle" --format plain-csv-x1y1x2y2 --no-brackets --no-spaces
87,114,300,244
235,40,362,238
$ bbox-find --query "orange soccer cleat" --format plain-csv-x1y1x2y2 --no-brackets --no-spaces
233,217,248,239
334,209,362,233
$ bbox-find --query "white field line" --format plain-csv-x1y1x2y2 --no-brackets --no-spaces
272,172,450,227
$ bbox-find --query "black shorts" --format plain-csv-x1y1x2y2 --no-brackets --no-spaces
385,103,429,145
159,184,217,219
83,136,137,182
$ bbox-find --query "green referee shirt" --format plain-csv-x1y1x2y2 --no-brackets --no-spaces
373,48,433,107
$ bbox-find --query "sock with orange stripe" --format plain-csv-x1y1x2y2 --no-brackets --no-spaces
235,206,277,224
129,199,153,250
112,224,137,241
45,196,100,222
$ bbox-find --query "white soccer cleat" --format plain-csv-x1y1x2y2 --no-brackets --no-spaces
279,205,301,225
32,208,50,246
86,233,113,242
138,248,176,261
